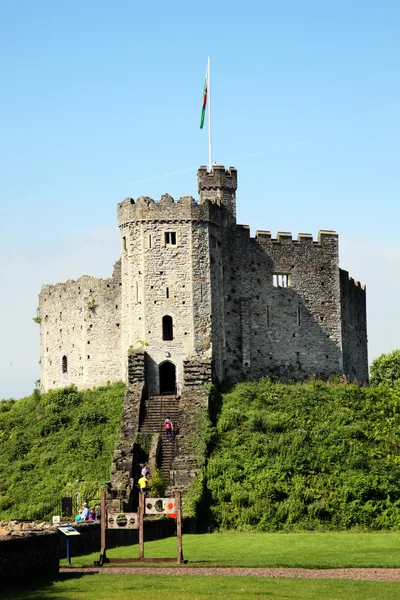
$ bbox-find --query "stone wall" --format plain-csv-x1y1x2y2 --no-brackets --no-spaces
225,229,344,382
39,261,122,392
0,531,59,590
0,520,179,590
340,269,368,382
216,226,367,383
173,360,212,490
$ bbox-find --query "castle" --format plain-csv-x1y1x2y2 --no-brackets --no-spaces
39,165,368,393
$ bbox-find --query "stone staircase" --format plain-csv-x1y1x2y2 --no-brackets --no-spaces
139,395,180,480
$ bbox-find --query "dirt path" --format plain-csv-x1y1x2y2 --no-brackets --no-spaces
59,567,400,582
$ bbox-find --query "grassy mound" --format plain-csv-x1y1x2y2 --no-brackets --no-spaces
0,382,124,520
206,379,400,531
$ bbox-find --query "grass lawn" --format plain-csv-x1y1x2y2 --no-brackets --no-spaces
3,574,400,600
60,531,400,569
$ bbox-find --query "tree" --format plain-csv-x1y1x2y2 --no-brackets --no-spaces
370,350,400,386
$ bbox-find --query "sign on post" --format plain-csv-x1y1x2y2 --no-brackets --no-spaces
58,526,80,536
58,526,80,566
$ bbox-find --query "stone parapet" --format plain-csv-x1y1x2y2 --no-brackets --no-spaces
255,229,338,247
0,530,59,590
128,352,145,384
183,360,212,387
117,194,221,227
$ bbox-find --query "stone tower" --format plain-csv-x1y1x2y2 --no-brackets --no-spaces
116,166,237,395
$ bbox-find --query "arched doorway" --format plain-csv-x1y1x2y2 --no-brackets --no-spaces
159,361,176,395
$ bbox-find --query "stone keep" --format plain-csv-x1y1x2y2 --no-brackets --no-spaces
39,166,368,392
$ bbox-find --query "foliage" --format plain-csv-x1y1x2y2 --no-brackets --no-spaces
0,382,124,520
370,349,400,386
206,379,400,531
149,467,167,497
183,406,215,519
128,339,149,355
87,297,97,311
32,307,41,324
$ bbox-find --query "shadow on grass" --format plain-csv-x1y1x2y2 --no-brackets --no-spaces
1,572,98,600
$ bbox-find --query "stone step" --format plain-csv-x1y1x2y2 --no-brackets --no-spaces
137,396,179,485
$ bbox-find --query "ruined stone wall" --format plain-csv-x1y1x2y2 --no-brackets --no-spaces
39,262,122,392
340,269,368,383
173,360,212,490
118,195,216,395
110,352,145,498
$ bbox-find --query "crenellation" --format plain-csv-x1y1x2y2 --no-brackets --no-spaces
254,230,338,247
297,233,313,244
117,192,220,226
197,165,238,191
39,165,367,394
276,232,293,243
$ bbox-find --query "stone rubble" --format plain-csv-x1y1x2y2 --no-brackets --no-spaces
0,520,63,537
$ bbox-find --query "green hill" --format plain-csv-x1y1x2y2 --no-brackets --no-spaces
205,379,400,531
0,383,124,520
2,378,400,530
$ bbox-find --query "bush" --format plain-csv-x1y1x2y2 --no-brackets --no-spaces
205,379,400,531
0,381,124,520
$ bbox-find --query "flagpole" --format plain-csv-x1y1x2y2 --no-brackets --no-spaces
208,56,212,172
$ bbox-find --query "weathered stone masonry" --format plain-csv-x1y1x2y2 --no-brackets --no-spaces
39,164,368,392
39,262,122,391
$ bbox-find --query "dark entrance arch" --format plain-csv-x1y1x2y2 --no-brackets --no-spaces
159,361,176,395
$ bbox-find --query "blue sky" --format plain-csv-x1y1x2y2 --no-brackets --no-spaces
1,0,400,398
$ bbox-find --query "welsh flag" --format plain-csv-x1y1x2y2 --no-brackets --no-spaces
200,65,208,129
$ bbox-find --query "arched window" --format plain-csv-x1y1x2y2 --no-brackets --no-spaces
62,355,68,373
162,315,173,341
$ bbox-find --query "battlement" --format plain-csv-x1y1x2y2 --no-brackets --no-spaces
198,165,237,218
254,229,338,246
40,270,120,302
117,193,221,226
340,269,366,292
197,165,238,193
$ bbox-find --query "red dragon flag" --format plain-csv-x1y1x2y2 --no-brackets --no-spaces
200,63,209,129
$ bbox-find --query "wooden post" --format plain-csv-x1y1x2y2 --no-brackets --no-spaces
139,492,144,559
99,489,107,565
176,491,183,564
